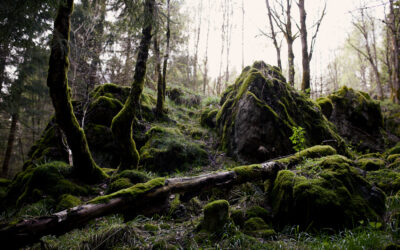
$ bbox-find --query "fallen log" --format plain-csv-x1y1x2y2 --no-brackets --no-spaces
0,162,284,248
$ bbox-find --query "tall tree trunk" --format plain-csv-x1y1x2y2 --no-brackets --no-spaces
46,0,106,183
203,0,210,95
193,0,202,90
162,0,170,100
390,0,400,103
217,1,227,94
265,0,281,70
111,0,155,171
1,113,18,178
225,0,232,85
299,0,310,93
0,44,9,92
286,0,295,86
154,36,164,116
241,0,245,70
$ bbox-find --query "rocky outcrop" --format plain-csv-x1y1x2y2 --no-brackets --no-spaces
216,61,346,163
317,86,385,153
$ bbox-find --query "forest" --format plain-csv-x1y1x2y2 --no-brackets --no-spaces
1,0,400,248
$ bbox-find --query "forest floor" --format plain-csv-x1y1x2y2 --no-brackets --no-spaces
2,84,400,249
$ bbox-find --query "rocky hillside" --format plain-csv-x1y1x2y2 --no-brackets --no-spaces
1,62,400,249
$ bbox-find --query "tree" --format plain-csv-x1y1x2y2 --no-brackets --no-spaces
265,0,282,70
298,0,326,93
162,0,171,102
269,0,297,86
46,0,107,182
111,0,155,171
349,8,384,100
388,0,400,102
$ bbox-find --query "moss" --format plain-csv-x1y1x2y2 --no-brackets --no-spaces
202,199,230,232
387,154,400,163
107,177,133,194
87,96,123,127
246,206,270,223
144,223,159,232
56,194,81,211
231,164,263,183
10,161,89,206
277,145,337,167
90,177,165,204
317,97,333,118
200,108,218,128
366,169,400,195
0,178,11,187
140,125,208,174
356,158,385,171
230,209,246,227
270,155,385,230
387,145,400,156
388,160,400,169
91,83,130,103
243,217,269,231
114,169,150,184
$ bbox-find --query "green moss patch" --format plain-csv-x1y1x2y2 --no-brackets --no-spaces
56,194,81,211
277,145,337,167
356,158,385,171
271,155,385,230
200,108,218,128
317,97,333,118
107,177,133,194
90,177,165,204
86,96,123,127
366,169,400,195
202,200,230,232
139,125,208,174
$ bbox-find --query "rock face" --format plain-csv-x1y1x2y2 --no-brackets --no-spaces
318,86,384,152
216,61,346,163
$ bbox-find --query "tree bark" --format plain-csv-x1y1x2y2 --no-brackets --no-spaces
1,113,18,178
390,0,400,103
154,36,164,116
193,0,202,90
0,162,284,249
162,0,170,101
46,0,107,183
299,0,310,93
203,0,210,95
111,0,155,171
286,0,295,86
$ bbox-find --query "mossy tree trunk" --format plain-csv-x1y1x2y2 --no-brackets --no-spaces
1,113,18,178
46,0,106,183
111,0,155,171
154,35,164,116
162,0,171,101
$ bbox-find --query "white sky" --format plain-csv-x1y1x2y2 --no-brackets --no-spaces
182,0,387,86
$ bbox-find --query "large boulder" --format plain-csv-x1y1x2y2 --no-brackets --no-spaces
270,155,386,230
216,61,346,163
318,86,385,152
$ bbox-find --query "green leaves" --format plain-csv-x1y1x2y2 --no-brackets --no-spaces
289,126,306,152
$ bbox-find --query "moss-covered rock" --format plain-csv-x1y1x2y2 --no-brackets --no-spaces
107,177,133,194
216,61,347,163
91,83,130,103
356,158,385,171
243,217,276,238
166,86,201,108
230,209,246,227
56,194,81,211
200,108,218,128
139,126,208,173
246,206,271,223
113,169,150,184
387,154,400,163
323,86,385,152
317,97,334,118
7,161,89,206
270,155,386,230
366,169,400,195
387,145,400,156
86,96,123,127
202,200,230,232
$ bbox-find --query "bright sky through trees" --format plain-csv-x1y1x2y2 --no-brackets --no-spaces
182,0,386,85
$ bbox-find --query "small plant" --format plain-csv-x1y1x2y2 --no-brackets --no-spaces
290,126,306,152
